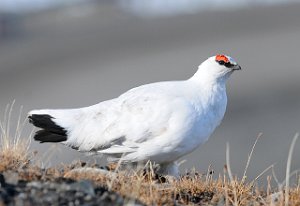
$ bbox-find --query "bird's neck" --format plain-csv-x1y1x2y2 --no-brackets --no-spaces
188,68,228,106
189,70,227,90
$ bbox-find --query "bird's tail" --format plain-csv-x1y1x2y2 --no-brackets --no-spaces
28,109,79,143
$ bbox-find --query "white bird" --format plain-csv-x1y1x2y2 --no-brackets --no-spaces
28,54,241,177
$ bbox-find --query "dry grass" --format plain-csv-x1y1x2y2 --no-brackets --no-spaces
62,163,300,206
56,134,300,205
0,103,31,172
0,105,300,205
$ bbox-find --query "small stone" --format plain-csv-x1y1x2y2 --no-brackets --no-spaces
3,171,19,185
30,188,37,196
27,181,43,189
42,188,48,194
84,194,92,201
74,199,80,205
17,192,27,199
49,182,59,189
59,183,71,192
70,180,95,196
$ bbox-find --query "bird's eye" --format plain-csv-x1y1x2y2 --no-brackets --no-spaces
218,60,225,65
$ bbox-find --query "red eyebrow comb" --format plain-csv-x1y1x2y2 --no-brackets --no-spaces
215,54,229,63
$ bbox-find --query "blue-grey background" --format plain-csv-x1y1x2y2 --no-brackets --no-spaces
0,0,299,184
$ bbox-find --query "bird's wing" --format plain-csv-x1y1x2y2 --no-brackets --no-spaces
67,82,193,156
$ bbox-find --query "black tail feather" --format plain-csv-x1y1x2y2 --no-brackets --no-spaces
28,114,68,143
34,130,67,143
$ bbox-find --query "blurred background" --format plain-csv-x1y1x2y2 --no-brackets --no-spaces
0,0,299,184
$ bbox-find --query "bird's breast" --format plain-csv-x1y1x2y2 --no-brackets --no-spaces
191,89,227,144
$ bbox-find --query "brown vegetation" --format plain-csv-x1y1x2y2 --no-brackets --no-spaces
0,105,299,205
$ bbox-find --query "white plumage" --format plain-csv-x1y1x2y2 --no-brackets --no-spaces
28,54,241,176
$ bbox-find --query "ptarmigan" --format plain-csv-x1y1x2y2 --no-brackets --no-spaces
28,54,241,177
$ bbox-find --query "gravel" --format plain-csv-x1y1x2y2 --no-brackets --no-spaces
0,173,143,206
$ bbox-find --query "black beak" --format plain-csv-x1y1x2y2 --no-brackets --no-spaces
232,64,241,70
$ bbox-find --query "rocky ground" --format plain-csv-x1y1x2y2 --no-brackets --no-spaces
0,142,299,206
0,161,215,206
0,175,127,206
0,162,143,206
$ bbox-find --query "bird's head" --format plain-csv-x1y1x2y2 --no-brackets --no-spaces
193,54,241,83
